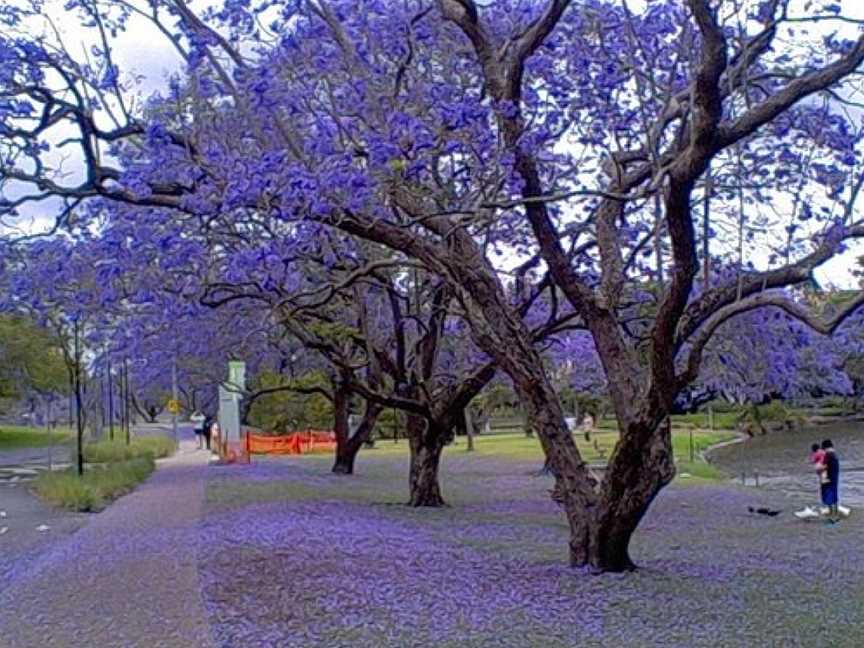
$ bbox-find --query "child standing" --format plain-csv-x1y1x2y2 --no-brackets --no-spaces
811,443,829,485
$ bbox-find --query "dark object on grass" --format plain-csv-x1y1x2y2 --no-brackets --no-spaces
748,506,782,517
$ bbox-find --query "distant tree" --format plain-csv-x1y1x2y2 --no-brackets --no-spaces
246,370,335,433
0,315,67,401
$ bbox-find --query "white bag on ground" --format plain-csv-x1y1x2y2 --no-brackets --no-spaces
794,505,851,520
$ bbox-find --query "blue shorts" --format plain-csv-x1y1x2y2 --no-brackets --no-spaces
821,483,838,506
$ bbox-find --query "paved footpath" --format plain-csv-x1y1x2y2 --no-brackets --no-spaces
0,443,71,469
0,432,215,648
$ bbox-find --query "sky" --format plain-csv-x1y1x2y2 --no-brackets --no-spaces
2,0,863,289
1,0,186,238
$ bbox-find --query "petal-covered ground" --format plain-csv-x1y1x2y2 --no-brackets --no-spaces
3,433,861,647
0,440,215,648
200,448,864,648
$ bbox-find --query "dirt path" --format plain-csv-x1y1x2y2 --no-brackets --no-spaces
0,433,214,648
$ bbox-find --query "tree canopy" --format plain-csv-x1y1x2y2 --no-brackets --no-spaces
2,0,864,572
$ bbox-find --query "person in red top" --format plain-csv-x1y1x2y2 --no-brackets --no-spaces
810,443,828,486
821,439,841,523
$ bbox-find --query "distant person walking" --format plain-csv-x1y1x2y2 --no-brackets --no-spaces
820,439,840,523
203,414,215,452
190,410,206,449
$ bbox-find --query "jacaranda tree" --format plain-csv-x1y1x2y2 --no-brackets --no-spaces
3,0,864,572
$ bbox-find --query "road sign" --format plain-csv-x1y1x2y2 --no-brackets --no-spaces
167,399,181,414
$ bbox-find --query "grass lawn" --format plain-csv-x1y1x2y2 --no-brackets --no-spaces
0,425,71,451
594,411,740,431
670,410,741,430
200,440,864,647
367,429,735,480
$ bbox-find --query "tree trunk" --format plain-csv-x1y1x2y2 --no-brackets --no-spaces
407,415,446,507
587,416,675,571
332,402,383,475
479,318,669,571
750,402,766,435
486,332,675,572
72,323,84,477
331,439,358,475
482,345,599,565
464,408,474,452
454,272,600,565
436,232,670,571
330,376,352,472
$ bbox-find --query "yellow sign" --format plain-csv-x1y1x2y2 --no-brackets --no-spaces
167,399,182,414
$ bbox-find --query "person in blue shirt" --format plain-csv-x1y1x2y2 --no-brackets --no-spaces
820,439,840,523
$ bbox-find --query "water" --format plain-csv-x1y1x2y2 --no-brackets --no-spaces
708,421,864,506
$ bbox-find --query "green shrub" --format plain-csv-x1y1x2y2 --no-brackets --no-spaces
34,457,155,512
247,370,334,433
131,436,177,459
33,470,101,511
83,441,134,463
704,399,738,413
819,396,849,411
84,436,176,463
757,400,788,422
35,435,170,512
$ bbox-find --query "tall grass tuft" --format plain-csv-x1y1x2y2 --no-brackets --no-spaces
34,456,156,512
83,436,176,463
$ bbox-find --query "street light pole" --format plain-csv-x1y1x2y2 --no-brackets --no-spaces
123,358,131,445
73,318,84,477
171,356,178,443
107,354,114,441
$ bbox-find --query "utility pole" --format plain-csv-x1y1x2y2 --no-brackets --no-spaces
118,362,125,442
123,358,131,445
107,355,115,441
46,400,54,471
171,356,178,442
100,364,106,434
73,318,84,477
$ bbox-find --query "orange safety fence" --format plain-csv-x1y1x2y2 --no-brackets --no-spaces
245,430,337,456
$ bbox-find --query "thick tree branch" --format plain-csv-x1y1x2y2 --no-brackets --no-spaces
679,290,864,388
718,35,864,147
648,0,727,409
509,1,574,64
677,223,864,349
